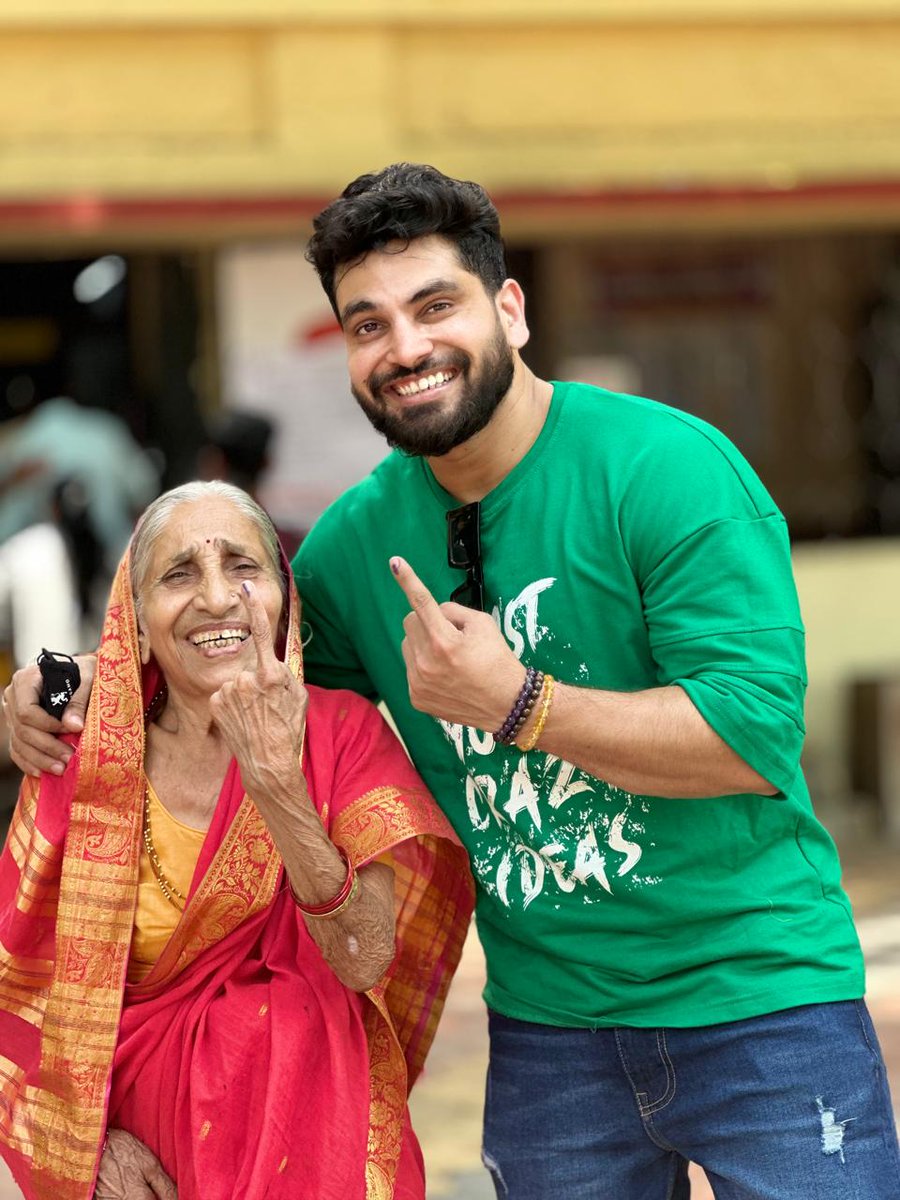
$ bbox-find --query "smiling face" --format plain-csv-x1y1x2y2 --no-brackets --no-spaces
135,496,284,701
335,235,529,457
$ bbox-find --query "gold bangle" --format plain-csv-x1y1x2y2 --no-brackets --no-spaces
516,675,555,752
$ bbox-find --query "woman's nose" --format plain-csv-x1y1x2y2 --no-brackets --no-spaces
197,570,238,613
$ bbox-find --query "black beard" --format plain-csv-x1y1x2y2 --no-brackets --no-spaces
351,326,515,457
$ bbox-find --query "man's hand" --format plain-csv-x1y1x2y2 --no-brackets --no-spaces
209,581,307,803
94,1128,177,1199
390,556,525,733
3,654,96,777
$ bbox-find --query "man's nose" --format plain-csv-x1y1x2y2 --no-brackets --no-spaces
386,318,434,368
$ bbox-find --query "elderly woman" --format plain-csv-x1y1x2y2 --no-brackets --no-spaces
0,481,473,1200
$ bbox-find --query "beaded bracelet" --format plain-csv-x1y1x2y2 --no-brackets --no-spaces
516,674,556,752
493,667,544,745
291,848,360,920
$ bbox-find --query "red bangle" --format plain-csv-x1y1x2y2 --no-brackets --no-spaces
291,848,359,919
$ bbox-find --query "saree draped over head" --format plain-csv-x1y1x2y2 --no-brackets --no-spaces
0,546,474,1200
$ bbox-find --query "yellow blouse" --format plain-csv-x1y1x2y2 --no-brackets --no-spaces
127,777,206,984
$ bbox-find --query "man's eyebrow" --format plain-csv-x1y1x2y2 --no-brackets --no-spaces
340,278,462,327
408,278,462,306
340,297,376,325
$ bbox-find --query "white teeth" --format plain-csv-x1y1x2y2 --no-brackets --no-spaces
396,370,454,397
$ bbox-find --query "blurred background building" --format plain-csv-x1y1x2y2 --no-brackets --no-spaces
3,0,900,831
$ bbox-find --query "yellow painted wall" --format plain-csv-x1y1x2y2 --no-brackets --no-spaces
2,2,899,827
1,1,900,206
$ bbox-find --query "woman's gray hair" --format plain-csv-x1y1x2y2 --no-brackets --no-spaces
130,480,285,604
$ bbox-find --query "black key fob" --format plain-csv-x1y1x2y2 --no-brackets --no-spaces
36,649,81,719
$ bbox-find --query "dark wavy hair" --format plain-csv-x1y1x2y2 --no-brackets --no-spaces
306,163,508,318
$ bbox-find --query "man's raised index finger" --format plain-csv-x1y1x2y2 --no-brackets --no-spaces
389,557,448,631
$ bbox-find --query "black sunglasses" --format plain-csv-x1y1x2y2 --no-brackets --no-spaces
446,502,485,611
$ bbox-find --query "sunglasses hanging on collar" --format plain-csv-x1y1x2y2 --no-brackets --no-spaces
446,501,485,612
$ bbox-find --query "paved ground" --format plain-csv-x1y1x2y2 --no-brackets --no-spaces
2,841,899,1199
411,928,900,1200
409,840,900,1199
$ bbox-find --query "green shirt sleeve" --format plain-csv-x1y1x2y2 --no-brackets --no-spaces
621,415,807,796
643,514,806,795
291,525,379,701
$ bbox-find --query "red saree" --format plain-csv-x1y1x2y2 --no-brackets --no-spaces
0,549,474,1200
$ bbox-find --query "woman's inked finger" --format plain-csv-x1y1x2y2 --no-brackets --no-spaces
240,580,279,676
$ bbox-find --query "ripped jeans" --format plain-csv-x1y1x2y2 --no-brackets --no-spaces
482,1000,900,1199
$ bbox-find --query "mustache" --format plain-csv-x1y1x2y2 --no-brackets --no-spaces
368,353,469,396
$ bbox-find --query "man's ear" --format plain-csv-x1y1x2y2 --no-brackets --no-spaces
495,279,530,351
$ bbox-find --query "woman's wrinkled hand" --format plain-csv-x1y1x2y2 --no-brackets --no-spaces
209,581,307,803
3,654,96,777
94,1128,177,1199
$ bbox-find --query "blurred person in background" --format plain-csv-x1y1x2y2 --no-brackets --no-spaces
196,408,302,559
0,477,101,839
0,387,159,574
0,498,81,837
196,409,275,502
0,380,157,836
0,480,472,1200
8,164,900,1199
0,487,83,673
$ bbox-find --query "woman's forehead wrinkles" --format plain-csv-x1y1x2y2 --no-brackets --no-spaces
158,537,254,569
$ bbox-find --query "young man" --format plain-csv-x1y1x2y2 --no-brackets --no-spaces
7,164,900,1198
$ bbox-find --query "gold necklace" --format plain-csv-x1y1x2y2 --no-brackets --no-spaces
142,782,187,912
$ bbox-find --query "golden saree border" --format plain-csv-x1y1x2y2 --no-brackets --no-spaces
0,938,52,1027
27,554,146,1199
362,998,409,1200
335,784,474,1197
0,1058,35,1159
5,779,61,919
331,785,434,863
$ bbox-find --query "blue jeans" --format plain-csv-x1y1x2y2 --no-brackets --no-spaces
482,1001,900,1199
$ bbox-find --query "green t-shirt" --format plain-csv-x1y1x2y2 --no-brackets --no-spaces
294,381,864,1028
